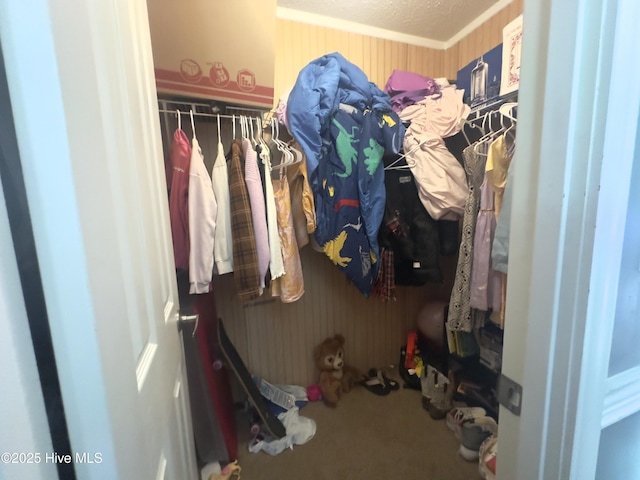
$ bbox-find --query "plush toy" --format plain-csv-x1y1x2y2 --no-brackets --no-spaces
313,334,359,407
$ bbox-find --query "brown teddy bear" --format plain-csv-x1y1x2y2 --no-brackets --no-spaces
313,334,359,407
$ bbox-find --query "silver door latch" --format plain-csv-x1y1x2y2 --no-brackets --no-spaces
177,314,199,336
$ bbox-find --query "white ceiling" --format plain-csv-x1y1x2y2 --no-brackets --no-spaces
277,0,511,48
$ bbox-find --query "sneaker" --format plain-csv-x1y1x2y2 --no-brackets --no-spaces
459,416,498,461
446,406,486,440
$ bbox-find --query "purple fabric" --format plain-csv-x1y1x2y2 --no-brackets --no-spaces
469,176,502,311
384,70,441,113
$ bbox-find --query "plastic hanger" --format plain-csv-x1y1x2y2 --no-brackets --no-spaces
189,110,196,139
217,114,222,147
287,140,304,165
256,118,273,170
499,102,518,123
474,110,505,155
232,114,236,140
249,116,258,148
384,138,427,170
273,118,294,165
176,109,182,130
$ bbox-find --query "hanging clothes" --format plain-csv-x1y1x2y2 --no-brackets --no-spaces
167,115,192,271
257,139,285,281
227,139,261,302
286,146,316,249
212,120,233,275
399,83,470,221
447,144,487,332
486,133,514,220
270,175,304,303
380,165,443,285
242,138,270,291
372,248,396,302
469,174,502,312
286,52,404,296
488,131,515,328
188,112,217,294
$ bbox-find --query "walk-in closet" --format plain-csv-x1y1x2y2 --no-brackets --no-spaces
2,0,638,480
151,0,521,478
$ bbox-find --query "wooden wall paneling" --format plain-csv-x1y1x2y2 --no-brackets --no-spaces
444,43,459,80
406,44,419,73
361,34,372,82
214,241,430,387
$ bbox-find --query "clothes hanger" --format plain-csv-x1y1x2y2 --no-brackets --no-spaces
176,109,182,130
240,115,247,140
474,110,505,155
256,118,276,174
499,102,518,123
383,135,430,170
256,118,268,153
189,109,196,139
217,114,223,147
249,116,258,148
264,118,283,169
269,118,303,171
287,140,304,166
232,114,236,140
384,154,411,171
273,118,294,165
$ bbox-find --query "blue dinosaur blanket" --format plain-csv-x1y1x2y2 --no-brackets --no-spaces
287,52,404,296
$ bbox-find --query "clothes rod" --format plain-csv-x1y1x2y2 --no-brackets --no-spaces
158,99,267,115
157,109,263,120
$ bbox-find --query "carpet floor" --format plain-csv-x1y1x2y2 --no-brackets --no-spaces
235,373,482,480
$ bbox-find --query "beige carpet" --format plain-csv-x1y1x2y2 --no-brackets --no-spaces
235,373,482,480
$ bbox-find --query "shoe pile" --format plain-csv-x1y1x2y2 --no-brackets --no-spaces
445,406,498,462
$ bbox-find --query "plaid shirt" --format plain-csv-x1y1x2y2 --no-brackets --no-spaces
372,248,396,302
227,140,261,302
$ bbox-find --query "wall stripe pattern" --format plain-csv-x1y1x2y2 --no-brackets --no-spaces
214,248,436,387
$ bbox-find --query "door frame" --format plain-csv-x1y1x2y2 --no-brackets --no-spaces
499,0,640,478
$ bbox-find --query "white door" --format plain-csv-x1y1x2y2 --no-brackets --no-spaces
498,0,640,478
0,1,198,479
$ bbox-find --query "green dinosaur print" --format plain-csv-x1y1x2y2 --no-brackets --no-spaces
363,139,384,176
332,118,359,178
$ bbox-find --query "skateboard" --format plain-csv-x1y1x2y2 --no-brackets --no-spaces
217,318,286,439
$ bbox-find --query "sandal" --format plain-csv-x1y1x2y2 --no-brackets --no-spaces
368,368,400,391
361,371,391,396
